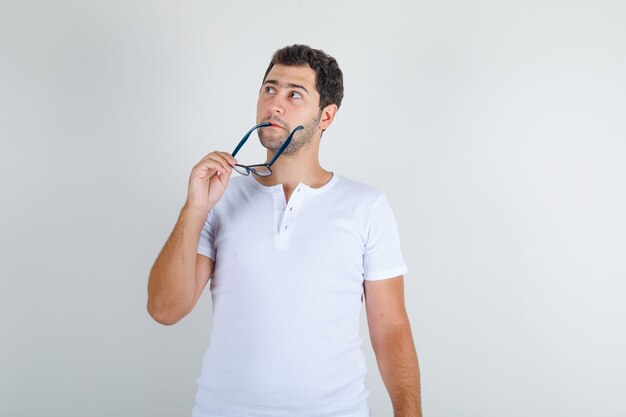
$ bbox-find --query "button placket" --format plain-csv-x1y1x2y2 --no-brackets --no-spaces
273,185,287,235
278,185,304,237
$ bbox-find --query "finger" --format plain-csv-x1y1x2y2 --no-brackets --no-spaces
201,153,233,174
201,151,236,165
209,152,236,169
194,158,229,179
215,151,237,166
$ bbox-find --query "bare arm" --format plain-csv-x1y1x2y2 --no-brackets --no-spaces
147,150,236,325
147,205,214,325
364,276,423,417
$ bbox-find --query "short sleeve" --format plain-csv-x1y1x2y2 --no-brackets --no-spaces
197,209,216,261
363,194,408,281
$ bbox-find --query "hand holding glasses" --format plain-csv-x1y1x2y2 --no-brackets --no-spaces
231,122,304,177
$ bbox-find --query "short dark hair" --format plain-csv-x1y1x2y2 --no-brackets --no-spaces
262,44,344,111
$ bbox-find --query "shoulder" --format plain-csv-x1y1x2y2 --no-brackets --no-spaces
222,174,257,199
322,173,392,227
332,173,386,206
210,175,257,215
226,174,253,190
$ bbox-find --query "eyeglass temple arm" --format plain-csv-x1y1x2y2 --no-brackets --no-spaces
267,125,304,167
231,122,272,157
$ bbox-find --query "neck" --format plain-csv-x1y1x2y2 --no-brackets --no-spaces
254,144,332,190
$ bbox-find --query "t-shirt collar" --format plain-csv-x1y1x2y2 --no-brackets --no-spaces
244,172,339,194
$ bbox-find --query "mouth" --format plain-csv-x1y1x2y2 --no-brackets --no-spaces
263,120,287,130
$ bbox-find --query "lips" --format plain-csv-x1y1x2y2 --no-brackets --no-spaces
265,120,287,129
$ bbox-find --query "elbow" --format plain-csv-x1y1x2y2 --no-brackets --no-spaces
147,269,196,326
147,300,186,326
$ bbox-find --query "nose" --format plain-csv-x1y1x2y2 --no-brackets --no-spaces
268,95,286,115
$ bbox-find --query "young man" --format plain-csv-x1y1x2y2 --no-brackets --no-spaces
148,45,422,417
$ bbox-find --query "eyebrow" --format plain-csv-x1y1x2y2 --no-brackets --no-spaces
263,79,309,94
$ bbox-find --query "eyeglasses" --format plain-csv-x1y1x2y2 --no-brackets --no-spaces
231,122,304,177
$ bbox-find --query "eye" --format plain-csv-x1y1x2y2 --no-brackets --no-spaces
265,86,276,94
290,91,302,99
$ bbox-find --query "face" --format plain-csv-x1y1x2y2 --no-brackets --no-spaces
256,64,324,155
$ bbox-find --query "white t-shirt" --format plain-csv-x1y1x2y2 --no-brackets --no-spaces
193,172,408,417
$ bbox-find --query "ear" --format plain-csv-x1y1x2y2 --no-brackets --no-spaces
318,104,338,131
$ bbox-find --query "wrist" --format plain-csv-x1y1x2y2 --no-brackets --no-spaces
181,202,212,219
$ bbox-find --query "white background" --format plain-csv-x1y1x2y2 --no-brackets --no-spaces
1,1,625,416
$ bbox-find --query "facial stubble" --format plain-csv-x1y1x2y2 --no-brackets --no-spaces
258,112,322,156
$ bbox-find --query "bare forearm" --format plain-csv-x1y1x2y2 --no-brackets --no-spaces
372,324,423,417
147,204,209,324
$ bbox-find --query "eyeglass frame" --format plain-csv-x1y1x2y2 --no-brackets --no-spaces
230,122,304,177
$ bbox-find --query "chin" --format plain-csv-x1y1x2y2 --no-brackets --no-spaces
259,130,287,142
